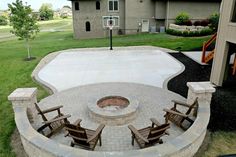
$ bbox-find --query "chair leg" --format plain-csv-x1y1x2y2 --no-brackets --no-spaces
99,135,102,146
131,135,134,146
159,139,163,144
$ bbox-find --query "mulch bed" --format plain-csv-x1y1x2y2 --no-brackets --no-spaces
168,52,236,131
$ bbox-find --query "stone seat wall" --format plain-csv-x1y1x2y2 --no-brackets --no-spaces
8,82,215,157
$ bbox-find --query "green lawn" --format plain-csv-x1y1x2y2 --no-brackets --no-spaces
0,18,73,42
0,30,234,157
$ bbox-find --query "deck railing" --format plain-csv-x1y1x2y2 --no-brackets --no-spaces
201,33,217,63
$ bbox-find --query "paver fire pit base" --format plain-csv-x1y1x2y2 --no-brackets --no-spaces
88,95,139,126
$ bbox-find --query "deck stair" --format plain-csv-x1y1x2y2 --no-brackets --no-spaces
232,54,236,75
202,33,217,63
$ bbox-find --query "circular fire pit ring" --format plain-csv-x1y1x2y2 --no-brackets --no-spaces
88,95,139,126
97,96,130,110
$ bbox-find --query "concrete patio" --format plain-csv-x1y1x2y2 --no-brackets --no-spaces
35,46,183,92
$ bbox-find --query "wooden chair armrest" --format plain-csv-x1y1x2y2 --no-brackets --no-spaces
163,109,188,118
128,125,149,143
150,118,170,135
44,114,71,125
41,105,63,114
74,119,82,126
150,118,161,126
87,124,105,143
172,100,191,108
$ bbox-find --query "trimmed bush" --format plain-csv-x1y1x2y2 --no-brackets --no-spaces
193,31,200,37
175,12,190,25
193,21,201,26
200,19,210,27
0,15,8,26
185,20,192,26
200,28,213,36
166,28,213,37
166,29,174,34
182,31,189,37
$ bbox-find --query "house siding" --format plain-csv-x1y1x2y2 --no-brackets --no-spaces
71,0,221,39
72,0,125,39
166,1,221,26
125,0,156,34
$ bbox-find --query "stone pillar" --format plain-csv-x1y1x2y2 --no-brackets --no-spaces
8,88,38,123
187,82,216,105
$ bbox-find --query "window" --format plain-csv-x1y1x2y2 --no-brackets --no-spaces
96,1,100,10
75,1,79,10
86,22,91,32
108,0,119,12
232,1,236,22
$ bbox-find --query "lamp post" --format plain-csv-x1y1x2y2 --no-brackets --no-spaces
109,15,113,50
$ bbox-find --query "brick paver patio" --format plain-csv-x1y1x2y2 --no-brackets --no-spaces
33,83,186,151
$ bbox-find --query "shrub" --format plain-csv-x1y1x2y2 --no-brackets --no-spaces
188,31,196,36
39,3,54,20
193,31,200,36
182,31,190,37
185,20,192,26
193,21,201,26
200,28,213,36
209,13,220,32
166,29,174,34
60,14,68,19
166,28,213,37
200,19,210,27
0,15,8,26
176,30,183,36
166,29,182,36
175,12,190,25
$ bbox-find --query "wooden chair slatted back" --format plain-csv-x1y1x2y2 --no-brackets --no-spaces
147,123,170,144
186,98,198,115
35,103,48,122
65,123,89,146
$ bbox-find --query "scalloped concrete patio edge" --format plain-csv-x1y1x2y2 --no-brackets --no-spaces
31,46,182,93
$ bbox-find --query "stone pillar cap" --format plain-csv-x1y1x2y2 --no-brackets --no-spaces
8,88,37,101
187,82,216,93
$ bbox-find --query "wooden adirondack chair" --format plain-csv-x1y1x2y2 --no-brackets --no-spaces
35,103,71,137
128,118,170,149
163,98,198,130
65,119,105,150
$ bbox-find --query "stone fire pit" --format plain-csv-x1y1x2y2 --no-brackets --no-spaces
88,95,139,125
97,96,130,110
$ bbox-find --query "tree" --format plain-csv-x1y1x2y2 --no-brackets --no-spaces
8,0,39,60
39,3,54,20
175,12,190,25
0,15,8,26
209,13,220,32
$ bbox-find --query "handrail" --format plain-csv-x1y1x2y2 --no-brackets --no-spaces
202,33,217,63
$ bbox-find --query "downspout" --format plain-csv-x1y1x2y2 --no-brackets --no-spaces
166,0,169,29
